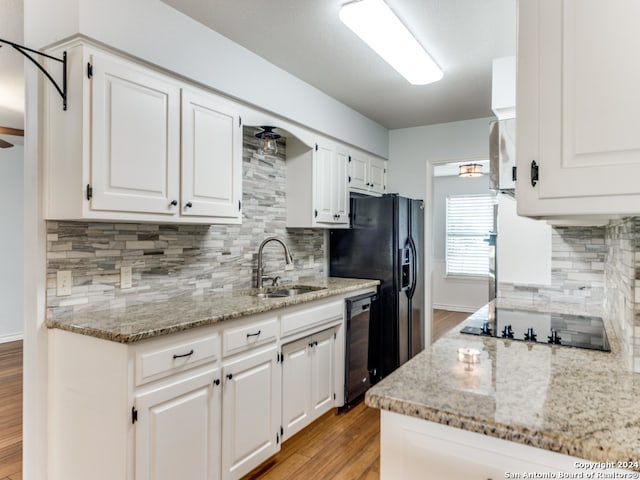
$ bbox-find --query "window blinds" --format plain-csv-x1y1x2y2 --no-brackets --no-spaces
445,194,495,276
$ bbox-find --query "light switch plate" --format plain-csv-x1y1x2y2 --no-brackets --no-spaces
121,266,132,289
57,271,72,296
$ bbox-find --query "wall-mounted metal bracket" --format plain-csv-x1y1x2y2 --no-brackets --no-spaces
0,37,67,111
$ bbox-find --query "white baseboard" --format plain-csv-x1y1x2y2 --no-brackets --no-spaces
432,303,478,313
0,332,23,344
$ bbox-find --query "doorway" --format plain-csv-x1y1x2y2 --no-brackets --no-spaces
424,156,492,344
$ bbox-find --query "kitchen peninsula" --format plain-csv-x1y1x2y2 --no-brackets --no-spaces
366,302,640,479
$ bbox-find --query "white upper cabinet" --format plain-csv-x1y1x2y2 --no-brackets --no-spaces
89,50,181,216
44,40,242,224
315,142,349,224
368,156,387,194
181,88,242,222
286,137,350,228
349,150,386,196
517,0,640,217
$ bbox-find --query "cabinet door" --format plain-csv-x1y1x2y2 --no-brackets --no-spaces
135,366,221,480
281,337,311,440
368,157,386,195
349,151,369,191
314,143,337,224
310,329,336,418
333,147,350,224
181,88,242,222
518,0,640,205
222,345,281,480
90,51,181,215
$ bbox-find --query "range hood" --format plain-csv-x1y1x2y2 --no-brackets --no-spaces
489,118,516,197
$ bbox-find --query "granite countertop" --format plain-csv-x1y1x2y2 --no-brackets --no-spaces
365,301,640,468
46,277,379,343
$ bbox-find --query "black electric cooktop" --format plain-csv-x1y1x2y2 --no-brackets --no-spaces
460,307,610,352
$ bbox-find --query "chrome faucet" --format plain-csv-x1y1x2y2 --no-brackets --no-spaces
256,237,294,289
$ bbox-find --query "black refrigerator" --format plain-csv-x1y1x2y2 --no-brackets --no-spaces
330,194,424,380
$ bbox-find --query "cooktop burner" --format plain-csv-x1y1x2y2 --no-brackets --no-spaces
460,307,610,352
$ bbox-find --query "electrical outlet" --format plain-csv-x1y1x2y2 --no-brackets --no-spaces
121,266,132,289
57,271,72,296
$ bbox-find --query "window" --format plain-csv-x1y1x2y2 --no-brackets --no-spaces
445,194,495,276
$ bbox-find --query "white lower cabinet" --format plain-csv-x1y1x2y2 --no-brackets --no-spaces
48,291,380,480
135,366,222,480
309,329,336,418
221,345,281,480
281,337,312,438
282,328,336,441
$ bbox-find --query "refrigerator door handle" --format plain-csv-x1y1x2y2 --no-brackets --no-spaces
407,235,417,299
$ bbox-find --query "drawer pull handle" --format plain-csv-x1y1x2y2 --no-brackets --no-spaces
172,349,194,359
246,330,261,338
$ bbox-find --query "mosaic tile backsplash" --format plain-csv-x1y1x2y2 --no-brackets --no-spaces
498,226,607,306
46,128,325,318
499,220,640,373
604,217,640,372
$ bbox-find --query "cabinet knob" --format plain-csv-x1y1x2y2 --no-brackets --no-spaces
185,201,193,208
227,373,233,380
213,379,220,386
169,199,178,206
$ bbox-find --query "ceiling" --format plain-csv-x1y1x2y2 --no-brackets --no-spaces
162,0,516,129
0,0,516,137
0,0,25,146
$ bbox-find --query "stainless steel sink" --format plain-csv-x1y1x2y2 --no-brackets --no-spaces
255,285,325,298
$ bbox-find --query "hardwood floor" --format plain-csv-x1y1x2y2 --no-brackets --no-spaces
0,309,467,480
0,341,22,480
242,400,380,480
432,309,469,341
243,308,469,480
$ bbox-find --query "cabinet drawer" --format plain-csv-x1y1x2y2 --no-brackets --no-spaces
223,317,278,357
136,332,220,386
281,300,343,338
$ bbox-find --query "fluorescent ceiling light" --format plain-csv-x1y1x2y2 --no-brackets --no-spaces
339,0,443,85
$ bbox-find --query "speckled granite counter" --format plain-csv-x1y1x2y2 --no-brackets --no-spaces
365,301,640,468
46,277,379,343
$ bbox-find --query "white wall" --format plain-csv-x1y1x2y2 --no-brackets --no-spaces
388,117,493,198
26,0,388,158
0,145,24,341
497,194,551,285
431,174,491,312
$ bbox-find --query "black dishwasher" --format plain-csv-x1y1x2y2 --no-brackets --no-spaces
344,292,378,405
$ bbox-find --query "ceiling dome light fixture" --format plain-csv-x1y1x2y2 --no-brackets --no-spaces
458,163,483,178
255,126,281,155
339,0,443,85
